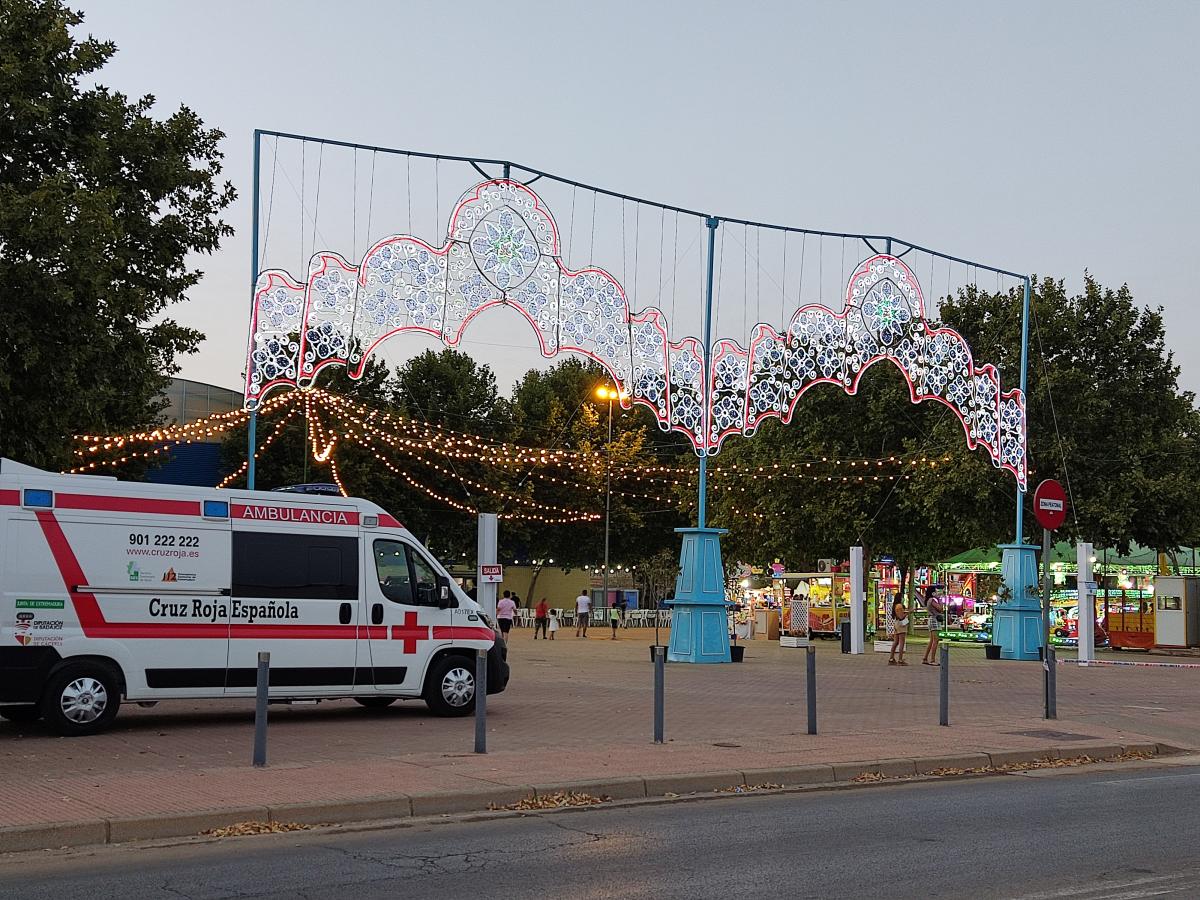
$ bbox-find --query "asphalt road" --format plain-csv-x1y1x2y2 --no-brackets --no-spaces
3,764,1199,900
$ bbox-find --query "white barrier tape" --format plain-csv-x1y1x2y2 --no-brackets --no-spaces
1060,658,1200,669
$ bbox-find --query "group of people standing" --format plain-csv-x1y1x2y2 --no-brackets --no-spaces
493,589,626,641
887,586,945,667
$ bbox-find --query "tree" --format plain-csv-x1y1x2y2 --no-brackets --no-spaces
934,276,1200,554
392,349,502,435
503,358,687,587
0,0,235,469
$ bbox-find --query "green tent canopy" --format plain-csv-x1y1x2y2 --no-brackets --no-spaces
939,544,1200,572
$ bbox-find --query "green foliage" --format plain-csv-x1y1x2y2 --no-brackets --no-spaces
392,349,501,435
0,0,234,469
937,276,1200,554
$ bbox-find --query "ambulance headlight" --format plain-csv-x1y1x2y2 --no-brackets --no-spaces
478,612,497,632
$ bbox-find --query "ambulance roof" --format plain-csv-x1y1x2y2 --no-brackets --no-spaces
0,457,395,521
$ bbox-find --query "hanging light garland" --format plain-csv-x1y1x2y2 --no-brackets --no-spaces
76,386,954,526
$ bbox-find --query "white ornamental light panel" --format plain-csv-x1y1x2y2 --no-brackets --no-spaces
244,179,1027,487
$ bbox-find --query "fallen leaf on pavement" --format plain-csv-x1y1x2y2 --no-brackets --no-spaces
202,821,315,838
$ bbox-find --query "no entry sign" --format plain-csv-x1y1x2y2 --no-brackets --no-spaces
1033,479,1068,531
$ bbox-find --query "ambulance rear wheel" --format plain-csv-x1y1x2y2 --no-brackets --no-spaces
423,656,476,717
41,663,121,736
354,697,397,709
0,705,40,723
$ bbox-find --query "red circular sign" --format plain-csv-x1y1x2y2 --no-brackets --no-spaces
1032,479,1068,531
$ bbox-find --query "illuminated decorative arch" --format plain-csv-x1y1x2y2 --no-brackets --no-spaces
244,179,1026,486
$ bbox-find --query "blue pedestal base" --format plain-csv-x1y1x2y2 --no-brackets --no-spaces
994,543,1042,660
666,527,730,664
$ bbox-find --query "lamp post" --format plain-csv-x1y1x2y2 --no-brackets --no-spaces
595,385,625,617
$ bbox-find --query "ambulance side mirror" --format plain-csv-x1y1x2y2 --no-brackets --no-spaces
438,578,452,609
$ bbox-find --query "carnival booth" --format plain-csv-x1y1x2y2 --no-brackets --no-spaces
781,564,891,641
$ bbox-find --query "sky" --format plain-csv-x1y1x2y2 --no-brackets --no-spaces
75,0,1200,397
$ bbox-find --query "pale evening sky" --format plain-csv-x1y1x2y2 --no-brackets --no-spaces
75,1,1200,398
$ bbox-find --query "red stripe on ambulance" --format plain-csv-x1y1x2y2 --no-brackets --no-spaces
57,493,200,516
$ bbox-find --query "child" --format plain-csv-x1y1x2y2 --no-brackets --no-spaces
610,603,620,640
548,609,559,640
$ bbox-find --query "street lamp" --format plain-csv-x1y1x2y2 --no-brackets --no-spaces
594,384,627,618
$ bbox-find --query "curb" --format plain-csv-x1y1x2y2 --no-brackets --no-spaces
0,741,1182,854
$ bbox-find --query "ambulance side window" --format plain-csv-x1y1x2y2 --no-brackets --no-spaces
374,540,413,605
233,532,358,600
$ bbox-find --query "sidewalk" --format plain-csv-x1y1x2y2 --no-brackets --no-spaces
2,630,1195,850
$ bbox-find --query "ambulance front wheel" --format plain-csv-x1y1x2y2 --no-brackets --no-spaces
40,662,122,736
423,655,476,717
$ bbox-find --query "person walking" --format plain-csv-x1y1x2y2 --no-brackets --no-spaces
575,590,591,637
889,594,909,665
922,587,944,666
533,598,549,639
497,590,517,639
609,602,620,640
547,608,559,640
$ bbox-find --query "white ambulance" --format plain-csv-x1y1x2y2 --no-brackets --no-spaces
0,459,508,736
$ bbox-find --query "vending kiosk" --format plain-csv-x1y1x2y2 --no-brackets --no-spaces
1153,575,1200,649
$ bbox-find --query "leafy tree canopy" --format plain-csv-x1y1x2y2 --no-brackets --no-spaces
0,0,235,469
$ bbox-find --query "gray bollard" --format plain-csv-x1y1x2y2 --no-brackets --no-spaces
252,651,269,767
653,645,665,744
806,644,817,735
1045,645,1057,719
939,644,949,726
474,648,488,753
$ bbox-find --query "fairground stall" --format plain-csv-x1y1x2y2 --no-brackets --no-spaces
940,543,1200,650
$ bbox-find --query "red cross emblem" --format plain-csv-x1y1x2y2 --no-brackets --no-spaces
391,611,430,654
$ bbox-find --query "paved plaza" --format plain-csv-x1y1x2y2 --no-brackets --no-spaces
1,629,1195,834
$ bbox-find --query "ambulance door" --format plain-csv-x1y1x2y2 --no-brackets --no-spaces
224,528,361,696
365,537,454,693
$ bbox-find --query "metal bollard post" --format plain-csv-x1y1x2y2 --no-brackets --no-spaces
252,651,269,767
939,644,949,726
653,645,665,744
806,644,817,735
1045,645,1057,719
474,648,488,753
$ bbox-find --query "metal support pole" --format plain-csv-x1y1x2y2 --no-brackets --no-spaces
474,648,488,753
849,546,865,654
805,644,817,735
252,651,269,767
1015,276,1032,544
1046,644,1057,719
653,645,665,743
697,216,719,529
477,513,498,620
603,398,612,610
1041,527,1056,719
247,412,257,491
1077,542,1095,663
247,129,263,491
939,644,949,726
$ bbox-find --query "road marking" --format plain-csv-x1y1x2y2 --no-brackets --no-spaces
1008,872,1195,899
1122,705,1168,711
1098,772,1200,786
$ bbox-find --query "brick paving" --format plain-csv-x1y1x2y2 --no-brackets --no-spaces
1,629,1196,829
